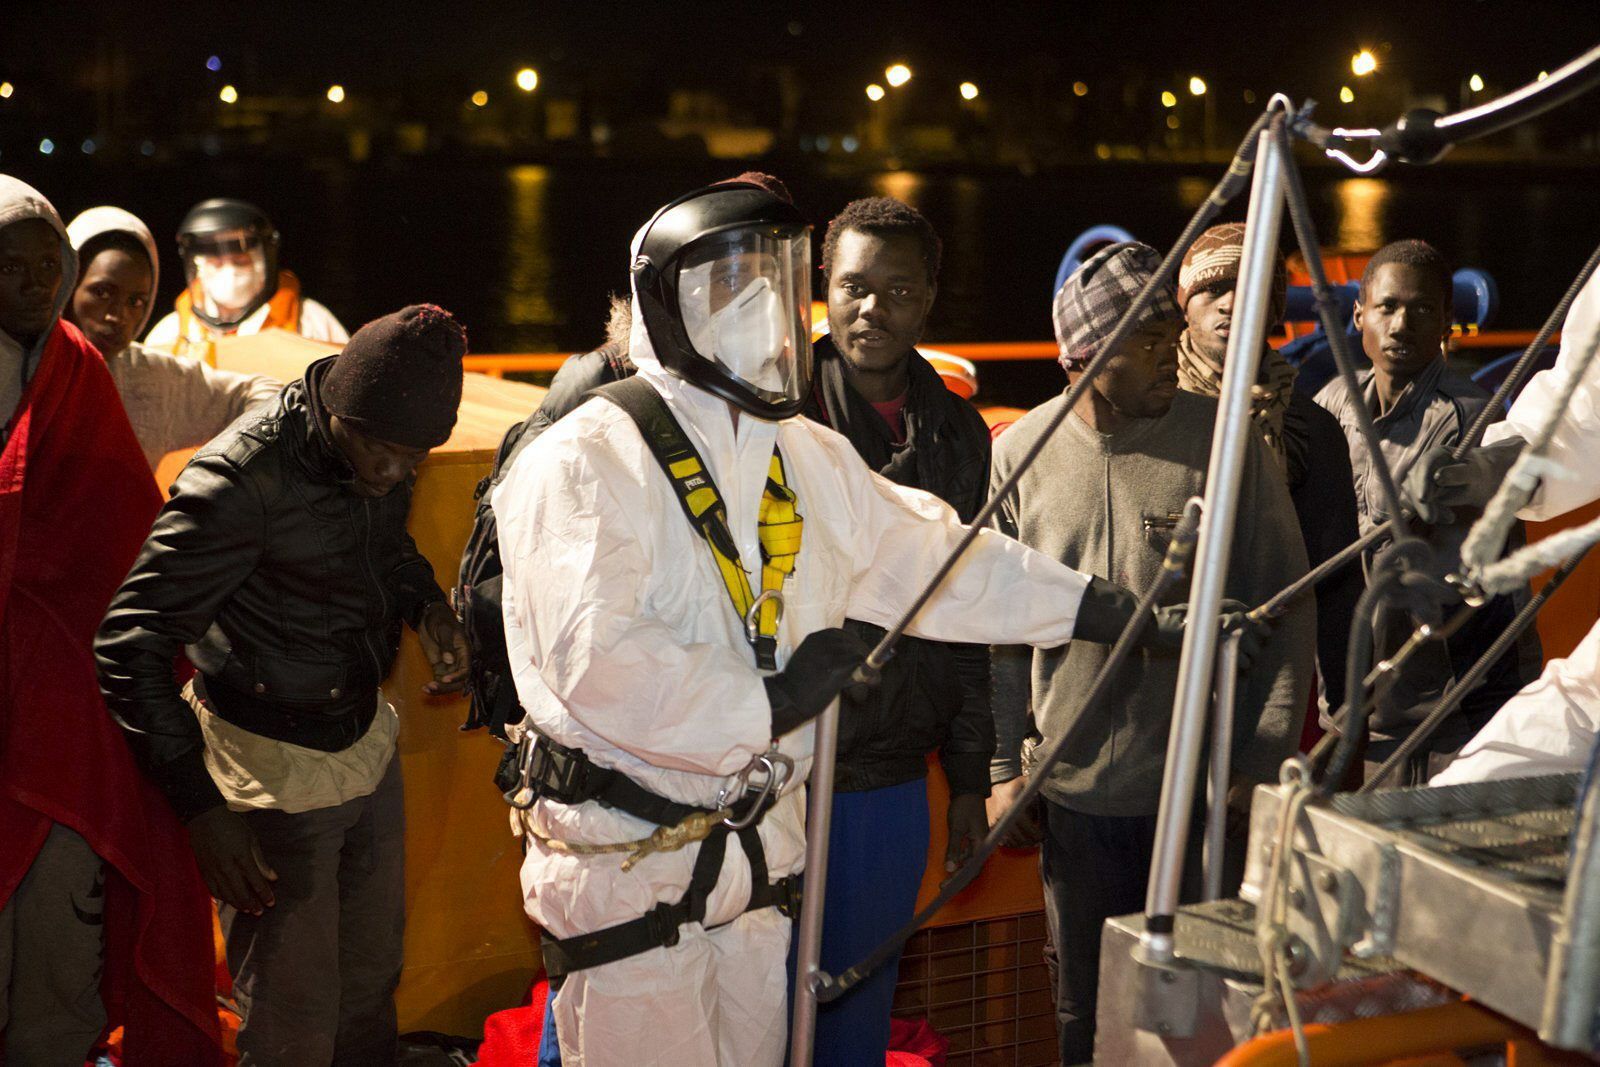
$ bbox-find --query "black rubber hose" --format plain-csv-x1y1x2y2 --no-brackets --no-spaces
1361,548,1589,791
849,103,1281,685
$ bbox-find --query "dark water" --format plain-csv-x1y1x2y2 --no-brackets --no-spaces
14,157,1600,404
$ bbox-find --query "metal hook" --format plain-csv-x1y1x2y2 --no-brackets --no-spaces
745,589,785,644
720,747,796,829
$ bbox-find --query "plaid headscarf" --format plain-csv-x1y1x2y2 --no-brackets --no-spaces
1053,241,1181,371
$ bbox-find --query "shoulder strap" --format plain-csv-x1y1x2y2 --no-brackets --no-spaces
593,377,776,667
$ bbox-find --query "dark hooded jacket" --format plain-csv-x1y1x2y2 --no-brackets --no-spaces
96,356,446,820
805,336,995,796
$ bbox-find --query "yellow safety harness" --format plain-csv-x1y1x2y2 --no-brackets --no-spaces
598,376,802,669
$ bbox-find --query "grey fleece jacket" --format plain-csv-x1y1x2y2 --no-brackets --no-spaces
989,390,1315,816
1314,359,1541,742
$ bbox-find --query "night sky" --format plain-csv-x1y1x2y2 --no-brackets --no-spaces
3,0,1592,131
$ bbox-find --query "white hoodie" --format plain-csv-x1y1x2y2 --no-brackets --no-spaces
493,226,1092,1065
66,207,282,469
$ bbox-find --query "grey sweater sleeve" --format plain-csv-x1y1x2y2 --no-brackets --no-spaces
1231,433,1317,783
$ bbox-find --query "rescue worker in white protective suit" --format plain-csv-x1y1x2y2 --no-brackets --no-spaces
494,181,1213,1065
144,198,347,359
1403,267,1600,784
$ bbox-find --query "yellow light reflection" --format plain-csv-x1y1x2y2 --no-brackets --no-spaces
1335,178,1391,250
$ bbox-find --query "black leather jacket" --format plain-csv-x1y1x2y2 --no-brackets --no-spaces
96,357,446,820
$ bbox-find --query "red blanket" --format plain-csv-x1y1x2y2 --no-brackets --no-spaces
0,320,220,1064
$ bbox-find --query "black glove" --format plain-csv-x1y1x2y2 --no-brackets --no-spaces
767,627,872,736
1403,437,1525,526
1074,577,1185,650
1217,600,1271,670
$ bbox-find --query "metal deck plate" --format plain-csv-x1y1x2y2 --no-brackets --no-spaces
1240,773,1581,1033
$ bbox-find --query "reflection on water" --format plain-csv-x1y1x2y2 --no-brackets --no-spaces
1334,178,1391,251
502,165,563,347
873,171,923,204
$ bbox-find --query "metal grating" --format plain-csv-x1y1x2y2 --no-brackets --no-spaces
891,911,1058,1066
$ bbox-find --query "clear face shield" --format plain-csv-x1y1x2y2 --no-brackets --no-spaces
183,229,269,321
676,229,812,412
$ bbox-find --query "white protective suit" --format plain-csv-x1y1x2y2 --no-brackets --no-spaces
496,269,1093,1065
1433,267,1600,784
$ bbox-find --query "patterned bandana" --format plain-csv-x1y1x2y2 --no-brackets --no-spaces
1053,241,1181,371
1175,326,1298,471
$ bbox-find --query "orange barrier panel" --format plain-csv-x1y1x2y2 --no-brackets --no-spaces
461,329,1554,381
1214,1000,1543,1067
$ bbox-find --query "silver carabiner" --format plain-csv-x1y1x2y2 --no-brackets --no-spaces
719,747,796,830
744,588,785,645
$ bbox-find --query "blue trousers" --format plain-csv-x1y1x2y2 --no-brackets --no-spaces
789,778,930,1067
537,989,561,1066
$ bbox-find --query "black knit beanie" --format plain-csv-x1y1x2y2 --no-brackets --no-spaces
321,304,466,448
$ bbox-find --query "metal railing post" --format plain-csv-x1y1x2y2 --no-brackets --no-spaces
1141,123,1288,965
788,702,841,1066
1203,632,1243,902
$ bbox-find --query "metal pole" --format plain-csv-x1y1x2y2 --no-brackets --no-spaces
788,701,841,1066
1141,125,1287,962
1540,736,1600,1049
1203,632,1241,902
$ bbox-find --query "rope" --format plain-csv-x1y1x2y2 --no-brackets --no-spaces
815,499,1205,1003
1456,236,1600,458
1249,757,1314,1067
850,103,1280,683
1362,548,1589,791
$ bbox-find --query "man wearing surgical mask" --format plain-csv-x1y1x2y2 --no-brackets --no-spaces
145,199,348,360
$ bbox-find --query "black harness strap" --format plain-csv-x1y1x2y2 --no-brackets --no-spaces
540,824,802,979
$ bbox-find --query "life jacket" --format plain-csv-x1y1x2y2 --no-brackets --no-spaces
170,269,305,363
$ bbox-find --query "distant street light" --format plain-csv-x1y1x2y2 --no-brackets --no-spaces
1188,76,1206,96
885,64,912,88
1073,81,1089,97
959,81,979,100
1469,73,1485,92
1352,50,1378,77
0,82,13,100
1340,85,1356,104
516,68,539,92
866,83,886,102
326,84,346,103
219,84,238,104
1161,90,1177,108
471,90,489,107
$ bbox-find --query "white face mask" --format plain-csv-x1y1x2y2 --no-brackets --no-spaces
684,275,788,391
197,258,264,312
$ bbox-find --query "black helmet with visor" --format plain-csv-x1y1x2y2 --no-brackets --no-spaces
176,198,281,330
632,183,813,420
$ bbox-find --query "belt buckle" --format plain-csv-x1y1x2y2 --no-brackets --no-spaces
646,900,682,948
